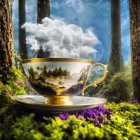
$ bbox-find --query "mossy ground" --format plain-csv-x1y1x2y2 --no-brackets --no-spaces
0,66,140,140
0,93,139,140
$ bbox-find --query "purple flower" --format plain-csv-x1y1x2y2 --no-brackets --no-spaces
16,80,22,86
8,90,14,95
129,100,139,104
59,113,69,120
101,119,105,124
58,105,112,126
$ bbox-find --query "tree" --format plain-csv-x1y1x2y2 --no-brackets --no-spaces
42,65,47,76
108,0,123,74
129,0,140,103
37,0,50,23
18,0,27,59
37,0,50,58
0,0,13,83
28,67,35,81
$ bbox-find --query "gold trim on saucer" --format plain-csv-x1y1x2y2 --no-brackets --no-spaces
15,98,106,108
11,95,107,107
45,96,73,105
22,58,93,64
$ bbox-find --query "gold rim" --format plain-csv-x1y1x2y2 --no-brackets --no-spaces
22,58,93,64
15,100,106,107
12,96,106,107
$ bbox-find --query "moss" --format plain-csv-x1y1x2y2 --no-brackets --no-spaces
0,93,139,140
0,65,139,140
0,66,32,96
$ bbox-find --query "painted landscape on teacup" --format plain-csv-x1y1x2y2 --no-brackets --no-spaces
23,62,91,96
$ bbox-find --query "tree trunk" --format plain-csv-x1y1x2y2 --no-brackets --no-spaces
0,0,13,83
109,0,123,74
19,0,27,59
37,0,50,58
129,0,140,103
37,0,50,23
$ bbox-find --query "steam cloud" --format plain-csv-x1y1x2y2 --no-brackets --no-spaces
22,17,99,58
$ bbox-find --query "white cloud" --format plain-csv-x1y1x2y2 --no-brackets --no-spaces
23,17,99,58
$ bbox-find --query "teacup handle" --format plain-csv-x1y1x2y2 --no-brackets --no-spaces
81,63,107,96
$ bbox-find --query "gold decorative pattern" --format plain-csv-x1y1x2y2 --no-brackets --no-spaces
82,63,107,96
22,58,93,64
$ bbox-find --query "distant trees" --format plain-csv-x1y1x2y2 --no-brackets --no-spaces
18,0,27,59
42,67,70,78
108,0,123,74
0,0,13,83
28,66,70,81
37,0,50,58
129,0,140,103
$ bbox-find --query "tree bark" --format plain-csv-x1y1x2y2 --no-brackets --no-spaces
109,0,123,74
129,0,140,103
19,0,27,59
37,0,50,58
37,0,50,23
0,0,13,83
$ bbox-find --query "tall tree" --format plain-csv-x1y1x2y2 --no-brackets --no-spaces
0,0,13,83
129,0,140,103
37,0,50,58
109,0,123,74
19,0,27,59
37,0,50,23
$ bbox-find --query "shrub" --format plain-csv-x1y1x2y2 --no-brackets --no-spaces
87,71,133,103
0,67,34,96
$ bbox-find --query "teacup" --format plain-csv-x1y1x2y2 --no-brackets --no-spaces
22,58,107,105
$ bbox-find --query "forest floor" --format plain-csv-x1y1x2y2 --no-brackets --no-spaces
0,67,139,139
0,93,140,140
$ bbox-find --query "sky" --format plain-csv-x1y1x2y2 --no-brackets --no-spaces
12,0,130,63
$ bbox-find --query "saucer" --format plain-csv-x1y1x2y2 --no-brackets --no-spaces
11,95,107,112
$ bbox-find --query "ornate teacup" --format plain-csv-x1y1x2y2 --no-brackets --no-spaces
22,58,107,105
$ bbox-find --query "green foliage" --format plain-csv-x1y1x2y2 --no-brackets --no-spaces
10,107,140,140
0,64,139,140
89,71,133,103
103,71,133,102
0,93,139,140
0,67,31,95
12,114,38,140
106,102,140,126
86,63,133,103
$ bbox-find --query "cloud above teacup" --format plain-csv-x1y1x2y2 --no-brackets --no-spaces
22,17,99,58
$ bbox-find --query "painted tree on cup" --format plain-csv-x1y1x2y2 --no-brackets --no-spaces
0,0,13,83
129,0,140,103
